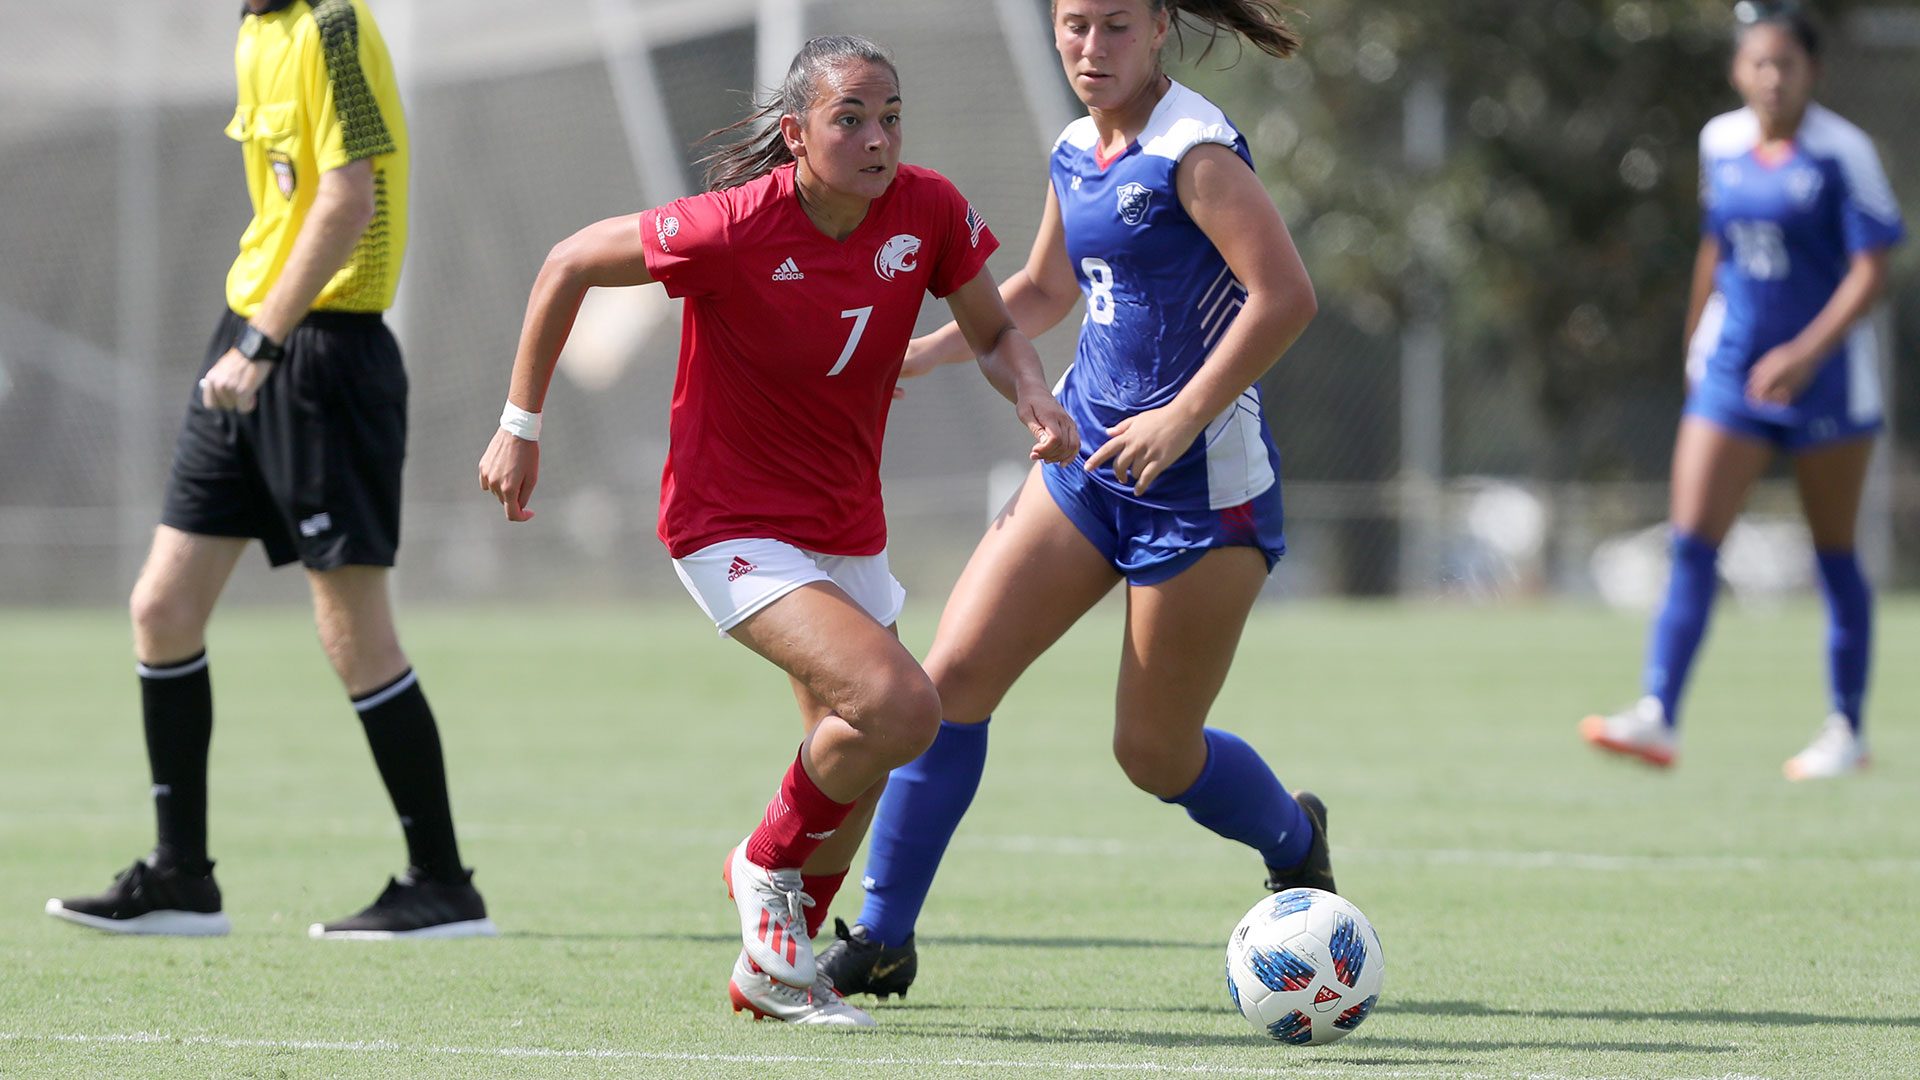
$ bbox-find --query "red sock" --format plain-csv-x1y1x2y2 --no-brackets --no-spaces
802,871,847,939
745,748,855,871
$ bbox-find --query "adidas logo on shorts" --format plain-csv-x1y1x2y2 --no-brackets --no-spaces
727,556,758,582
771,257,804,281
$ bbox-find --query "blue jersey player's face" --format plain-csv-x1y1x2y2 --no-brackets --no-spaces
1053,0,1170,111
1731,23,1817,135
790,60,903,203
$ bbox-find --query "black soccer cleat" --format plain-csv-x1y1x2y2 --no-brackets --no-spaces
1263,790,1337,895
815,918,917,1000
309,867,498,940
46,854,231,936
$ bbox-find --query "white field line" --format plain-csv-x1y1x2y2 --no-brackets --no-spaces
6,810,1917,874
0,1032,1778,1080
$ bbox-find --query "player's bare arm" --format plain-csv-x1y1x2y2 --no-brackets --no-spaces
201,159,375,413
1086,143,1314,494
904,186,1079,380
1746,249,1888,404
943,268,1078,464
479,213,656,522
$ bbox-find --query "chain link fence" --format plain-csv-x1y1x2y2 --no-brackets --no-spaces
0,0,1913,607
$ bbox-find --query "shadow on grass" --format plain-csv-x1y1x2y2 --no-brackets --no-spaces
922,934,1216,951
868,1019,1729,1056
503,931,1218,950
504,930,739,944
1389,999,1920,1028
877,1002,1226,1015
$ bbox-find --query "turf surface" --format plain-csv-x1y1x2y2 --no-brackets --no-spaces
3,600,1915,1079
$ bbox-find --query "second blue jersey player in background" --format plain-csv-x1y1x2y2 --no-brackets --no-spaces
1582,2,1904,780
809,0,1327,999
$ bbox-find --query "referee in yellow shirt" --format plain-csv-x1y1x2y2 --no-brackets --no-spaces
47,0,494,940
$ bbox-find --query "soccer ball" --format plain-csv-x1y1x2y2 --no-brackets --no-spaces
1225,888,1384,1044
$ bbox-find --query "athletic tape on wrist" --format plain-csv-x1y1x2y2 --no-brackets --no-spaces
499,402,542,442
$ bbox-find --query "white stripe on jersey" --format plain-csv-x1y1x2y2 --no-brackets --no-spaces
1686,292,1726,386
1200,387,1274,509
1846,318,1883,424
1053,82,1241,161
1197,266,1249,348
1799,104,1903,226
1698,104,1901,226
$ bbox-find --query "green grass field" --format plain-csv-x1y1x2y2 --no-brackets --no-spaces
3,600,1916,1079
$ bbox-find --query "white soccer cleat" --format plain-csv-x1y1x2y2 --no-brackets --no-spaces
722,841,815,988
728,948,876,1026
1579,696,1677,767
1784,715,1869,781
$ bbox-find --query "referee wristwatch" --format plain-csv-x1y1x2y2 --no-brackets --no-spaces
236,323,285,363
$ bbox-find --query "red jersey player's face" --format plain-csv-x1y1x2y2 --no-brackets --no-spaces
1731,24,1816,134
793,60,903,203
1053,0,1170,111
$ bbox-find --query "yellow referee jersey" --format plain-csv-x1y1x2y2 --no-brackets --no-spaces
224,0,408,317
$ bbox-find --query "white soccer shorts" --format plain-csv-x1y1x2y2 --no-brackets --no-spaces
672,537,906,633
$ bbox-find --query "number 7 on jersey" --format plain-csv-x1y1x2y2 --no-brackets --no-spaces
829,306,874,376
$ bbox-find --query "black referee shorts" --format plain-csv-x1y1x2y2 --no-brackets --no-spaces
160,308,408,570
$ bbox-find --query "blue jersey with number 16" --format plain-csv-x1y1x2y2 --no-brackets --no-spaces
1051,80,1279,512
1695,103,1905,384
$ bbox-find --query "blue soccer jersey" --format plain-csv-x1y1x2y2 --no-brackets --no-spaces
1050,80,1280,511
1688,103,1905,443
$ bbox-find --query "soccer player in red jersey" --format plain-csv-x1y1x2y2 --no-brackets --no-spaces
478,35,1076,1025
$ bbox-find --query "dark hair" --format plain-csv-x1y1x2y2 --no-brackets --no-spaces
698,35,899,192
1055,0,1302,60
1733,1,1822,59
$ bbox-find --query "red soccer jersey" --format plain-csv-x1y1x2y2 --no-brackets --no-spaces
638,162,999,558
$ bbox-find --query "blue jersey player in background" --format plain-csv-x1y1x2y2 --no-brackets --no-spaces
811,0,1326,999
1582,2,1904,780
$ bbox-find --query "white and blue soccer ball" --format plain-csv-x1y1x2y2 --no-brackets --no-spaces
1225,888,1384,1045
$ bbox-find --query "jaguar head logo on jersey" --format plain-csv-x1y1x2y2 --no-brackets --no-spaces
874,234,921,280
1786,166,1824,208
1117,182,1152,225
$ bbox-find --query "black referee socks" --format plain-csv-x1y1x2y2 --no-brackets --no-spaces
137,650,215,875
351,669,466,884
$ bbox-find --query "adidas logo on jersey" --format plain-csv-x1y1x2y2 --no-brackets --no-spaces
771,257,805,281
728,556,758,581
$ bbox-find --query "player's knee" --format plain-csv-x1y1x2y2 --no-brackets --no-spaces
129,579,204,651
896,675,944,758
842,663,941,766
1112,729,1187,799
320,634,406,694
925,651,1005,726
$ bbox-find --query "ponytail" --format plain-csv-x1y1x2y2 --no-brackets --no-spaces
1158,0,1303,61
698,34,899,192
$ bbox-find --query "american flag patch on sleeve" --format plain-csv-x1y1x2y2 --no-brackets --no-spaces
965,205,988,248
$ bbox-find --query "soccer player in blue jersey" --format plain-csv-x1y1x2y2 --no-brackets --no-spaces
813,0,1326,998
1581,2,1904,780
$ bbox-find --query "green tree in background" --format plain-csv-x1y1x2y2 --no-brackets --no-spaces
1172,0,1870,480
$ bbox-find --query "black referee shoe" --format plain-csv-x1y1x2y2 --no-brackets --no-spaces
815,918,917,1000
309,868,498,940
1263,790,1337,895
46,855,231,937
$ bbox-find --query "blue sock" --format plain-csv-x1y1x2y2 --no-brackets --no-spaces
1643,530,1720,729
1815,548,1871,733
1163,729,1310,871
855,719,989,947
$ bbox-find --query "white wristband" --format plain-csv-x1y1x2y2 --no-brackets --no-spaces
499,402,542,442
